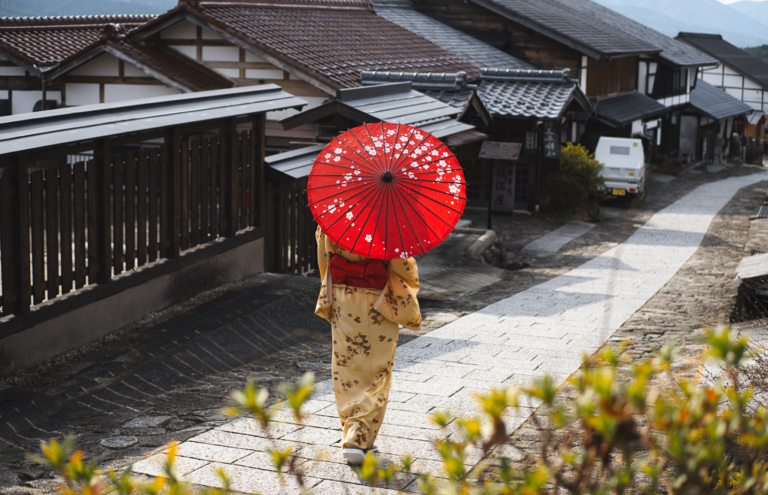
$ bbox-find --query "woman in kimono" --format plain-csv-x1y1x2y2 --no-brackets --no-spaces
315,227,422,465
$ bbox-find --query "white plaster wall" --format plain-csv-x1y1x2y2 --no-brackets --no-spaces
725,87,743,99
724,74,744,88
124,63,146,77
66,83,100,106
702,73,722,86
0,66,24,76
161,19,197,39
169,45,196,59
69,53,120,77
744,78,762,90
203,46,239,62
214,68,240,78
745,89,763,104
245,69,283,79
104,84,179,103
11,90,57,114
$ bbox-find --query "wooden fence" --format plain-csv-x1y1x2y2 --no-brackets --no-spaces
265,177,317,275
0,126,263,318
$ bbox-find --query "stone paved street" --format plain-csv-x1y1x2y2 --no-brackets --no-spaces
127,171,768,493
2,166,768,494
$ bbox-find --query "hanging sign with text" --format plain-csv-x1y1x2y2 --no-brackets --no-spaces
491,161,516,214
542,121,561,159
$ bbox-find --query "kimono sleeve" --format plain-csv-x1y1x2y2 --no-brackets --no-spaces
314,227,334,322
376,257,422,331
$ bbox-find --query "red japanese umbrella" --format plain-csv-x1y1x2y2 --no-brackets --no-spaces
307,122,467,260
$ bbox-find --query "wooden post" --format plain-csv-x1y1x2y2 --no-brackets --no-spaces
223,118,238,237
0,157,31,315
252,113,266,230
94,138,112,284
164,128,181,258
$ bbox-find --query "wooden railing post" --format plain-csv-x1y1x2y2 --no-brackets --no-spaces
164,128,181,258
0,157,31,315
93,139,112,284
251,113,266,230
223,118,238,238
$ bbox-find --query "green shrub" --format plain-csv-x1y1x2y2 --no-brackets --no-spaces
31,329,768,494
543,143,605,217
747,144,763,165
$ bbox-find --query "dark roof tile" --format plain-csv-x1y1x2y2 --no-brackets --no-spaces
691,79,754,120
471,0,658,57
593,91,668,126
477,68,589,119
0,15,153,67
108,40,234,92
551,0,715,66
167,2,480,90
371,1,533,70
677,33,768,89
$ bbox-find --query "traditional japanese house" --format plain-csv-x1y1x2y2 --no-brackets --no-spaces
404,0,717,157
0,15,228,115
677,32,768,142
356,69,591,211
689,79,754,162
125,0,480,152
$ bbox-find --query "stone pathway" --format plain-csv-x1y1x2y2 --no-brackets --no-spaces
521,221,594,254
129,173,768,492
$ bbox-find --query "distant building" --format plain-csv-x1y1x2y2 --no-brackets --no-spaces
405,0,718,157
677,32,768,142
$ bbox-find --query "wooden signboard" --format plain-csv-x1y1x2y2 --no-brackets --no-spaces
479,141,522,160
542,121,560,159
491,161,516,214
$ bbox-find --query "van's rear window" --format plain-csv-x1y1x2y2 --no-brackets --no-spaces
610,146,630,155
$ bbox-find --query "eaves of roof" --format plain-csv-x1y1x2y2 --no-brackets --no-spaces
0,84,307,156
468,0,660,59
690,79,754,121
592,91,669,126
677,33,768,90
0,16,154,75
130,1,480,94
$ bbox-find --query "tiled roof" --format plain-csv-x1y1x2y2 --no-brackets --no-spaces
677,33,768,90
550,0,716,67
593,92,668,126
108,40,234,92
371,0,533,70
691,79,754,120
477,68,590,119
137,2,480,91
0,15,153,69
360,70,491,123
470,0,659,58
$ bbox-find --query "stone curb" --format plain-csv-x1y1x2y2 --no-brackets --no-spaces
456,228,497,259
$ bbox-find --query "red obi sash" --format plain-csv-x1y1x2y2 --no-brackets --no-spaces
329,256,388,290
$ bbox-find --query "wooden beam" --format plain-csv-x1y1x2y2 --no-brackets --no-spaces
62,75,165,85
202,61,278,70
232,78,329,97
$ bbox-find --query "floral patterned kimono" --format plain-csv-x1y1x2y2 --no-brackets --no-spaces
315,227,422,449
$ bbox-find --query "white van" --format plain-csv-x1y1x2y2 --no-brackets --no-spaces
594,137,646,199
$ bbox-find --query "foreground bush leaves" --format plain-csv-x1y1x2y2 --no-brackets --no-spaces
31,328,768,494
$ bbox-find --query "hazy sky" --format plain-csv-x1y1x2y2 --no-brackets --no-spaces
718,0,768,3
